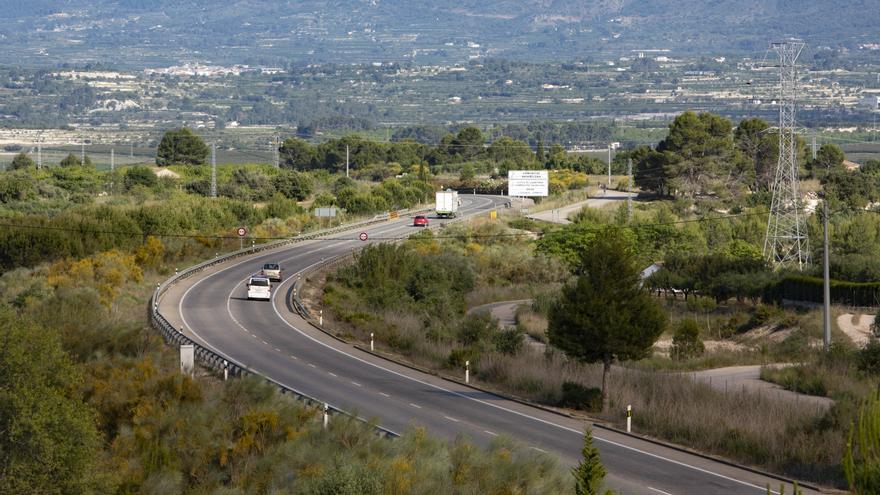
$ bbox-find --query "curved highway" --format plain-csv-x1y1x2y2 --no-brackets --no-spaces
159,195,819,495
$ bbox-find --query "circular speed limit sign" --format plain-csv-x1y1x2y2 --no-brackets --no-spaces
237,227,247,237
359,232,368,241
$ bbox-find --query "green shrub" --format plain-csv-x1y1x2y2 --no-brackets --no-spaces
447,347,479,369
185,179,211,196
857,339,880,376
763,366,828,397
844,391,880,495
272,169,312,200
123,166,159,191
457,312,497,346
777,313,800,330
671,319,705,361
721,313,748,337
306,464,382,495
747,304,783,329
507,217,541,231
558,382,603,412
493,328,524,355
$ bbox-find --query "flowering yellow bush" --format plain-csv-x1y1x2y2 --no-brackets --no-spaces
48,250,143,309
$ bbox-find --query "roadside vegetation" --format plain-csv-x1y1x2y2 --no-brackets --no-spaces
313,111,880,489
317,217,855,485
0,231,577,494
0,129,601,493
2,111,879,492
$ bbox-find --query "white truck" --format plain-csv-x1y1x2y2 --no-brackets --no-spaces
435,190,459,218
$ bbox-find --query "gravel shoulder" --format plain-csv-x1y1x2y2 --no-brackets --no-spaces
836,313,876,346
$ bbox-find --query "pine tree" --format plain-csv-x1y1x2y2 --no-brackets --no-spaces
573,428,606,495
548,227,667,408
156,127,209,166
9,152,35,170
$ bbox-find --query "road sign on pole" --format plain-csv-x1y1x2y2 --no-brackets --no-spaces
237,227,247,250
359,232,368,241
508,170,549,197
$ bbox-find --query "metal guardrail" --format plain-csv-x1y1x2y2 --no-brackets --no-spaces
148,209,433,439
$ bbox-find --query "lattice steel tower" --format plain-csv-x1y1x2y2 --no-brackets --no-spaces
764,40,810,269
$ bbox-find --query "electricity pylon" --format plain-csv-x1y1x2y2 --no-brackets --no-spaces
764,39,810,269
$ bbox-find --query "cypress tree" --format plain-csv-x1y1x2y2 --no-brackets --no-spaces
536,136,545,166
572,428,606,495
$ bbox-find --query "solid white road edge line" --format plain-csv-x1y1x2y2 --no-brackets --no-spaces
179,197,777,495
267,265,776,494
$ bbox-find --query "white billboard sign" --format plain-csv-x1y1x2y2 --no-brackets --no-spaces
508,170,549,197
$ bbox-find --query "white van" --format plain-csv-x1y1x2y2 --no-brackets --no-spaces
262,262,282,282
246,276,272,301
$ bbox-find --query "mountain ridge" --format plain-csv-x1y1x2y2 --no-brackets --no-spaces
0,0,874,67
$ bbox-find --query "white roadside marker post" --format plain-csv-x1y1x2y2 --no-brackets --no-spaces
465,360,470,384
179,344,194,377
323,403,329,430
626,404,632,433
319,310,323,326
370,332,374,351
223,360,228,381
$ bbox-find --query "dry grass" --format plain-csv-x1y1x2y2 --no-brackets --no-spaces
514,306,548,343
465,283,558,308
478,348,601,404
604,370,844,484
528,188,595,213
309,241,851,487
473,345,844,485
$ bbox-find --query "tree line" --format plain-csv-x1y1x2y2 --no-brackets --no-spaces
625,111,880,210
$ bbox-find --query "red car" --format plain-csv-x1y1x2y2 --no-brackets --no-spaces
413,215,429,227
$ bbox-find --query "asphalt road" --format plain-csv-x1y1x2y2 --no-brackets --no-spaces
160,195,821,495
468,299,533,328
527,190,637,224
